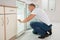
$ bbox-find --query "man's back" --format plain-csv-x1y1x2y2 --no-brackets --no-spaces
31,8,51,25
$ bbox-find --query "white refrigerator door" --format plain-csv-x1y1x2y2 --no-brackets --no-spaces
16,1,27,36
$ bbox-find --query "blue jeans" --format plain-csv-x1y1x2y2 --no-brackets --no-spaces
30,22,51,36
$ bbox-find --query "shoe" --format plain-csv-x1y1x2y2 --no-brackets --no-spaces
45,33,50,37
38,33,47,39
48,24,52,35
38,35,45,39
38,33,50,39
48,29,52,35
33,31,38,35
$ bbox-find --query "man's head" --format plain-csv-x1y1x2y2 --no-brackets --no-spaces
28,3,36,12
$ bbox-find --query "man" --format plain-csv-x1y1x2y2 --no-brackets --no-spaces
18,3,52,39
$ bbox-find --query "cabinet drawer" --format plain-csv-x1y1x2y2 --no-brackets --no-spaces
0,6,4,14
5,7,17,13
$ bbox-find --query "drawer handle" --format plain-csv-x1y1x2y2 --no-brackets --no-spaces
10,10,14,11
7,17,9,25
1,18,4,26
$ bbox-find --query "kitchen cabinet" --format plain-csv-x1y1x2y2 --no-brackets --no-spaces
42,0,48,11
5,14,17,40
0,5,17,40
49,0,56,12
5,7,16,14
0,15,4,40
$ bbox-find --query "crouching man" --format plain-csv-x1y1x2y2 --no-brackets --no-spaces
18,3,52,39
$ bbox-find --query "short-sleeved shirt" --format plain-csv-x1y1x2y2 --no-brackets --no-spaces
31,8,51,26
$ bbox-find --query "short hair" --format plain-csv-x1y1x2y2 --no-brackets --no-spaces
29,3,36,7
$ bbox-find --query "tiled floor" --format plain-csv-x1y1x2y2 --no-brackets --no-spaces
16,23,60,40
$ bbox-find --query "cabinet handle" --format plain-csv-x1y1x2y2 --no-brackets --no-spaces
7,17,9,25
10,10,14,11
1,18,4,26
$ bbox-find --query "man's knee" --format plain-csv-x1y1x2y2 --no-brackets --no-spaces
30,22,37,28
30,22,34,27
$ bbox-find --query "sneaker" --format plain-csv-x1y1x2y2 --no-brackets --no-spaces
48,29,52,35
48,24,52,35
38,33,50,39
38,35,45,39
45,33,50,37
33,31,38,35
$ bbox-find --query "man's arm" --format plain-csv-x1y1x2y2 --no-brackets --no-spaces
22,14,36,23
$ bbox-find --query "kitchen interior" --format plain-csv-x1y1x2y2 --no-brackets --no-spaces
0,0,60,40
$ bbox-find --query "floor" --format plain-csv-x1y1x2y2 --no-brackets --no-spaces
16,23,60,40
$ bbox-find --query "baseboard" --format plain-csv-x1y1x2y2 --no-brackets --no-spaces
16,31,25,38
9,31,25,40
9,35,16,40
